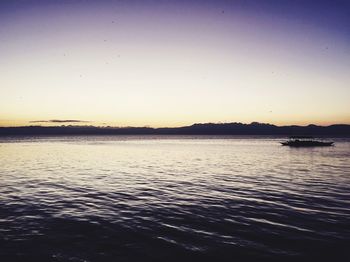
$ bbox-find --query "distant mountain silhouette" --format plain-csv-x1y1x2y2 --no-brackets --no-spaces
0,122,349,136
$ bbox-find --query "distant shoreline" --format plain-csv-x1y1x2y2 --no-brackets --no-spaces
1,123,349,137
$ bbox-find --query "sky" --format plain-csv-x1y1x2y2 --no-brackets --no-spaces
1,0,349,127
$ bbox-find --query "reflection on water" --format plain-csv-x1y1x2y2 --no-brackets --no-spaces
0,136,349,261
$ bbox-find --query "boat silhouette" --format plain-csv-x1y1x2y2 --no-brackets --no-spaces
281,136,334,147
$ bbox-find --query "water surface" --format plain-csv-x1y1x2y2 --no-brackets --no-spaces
0,136,349,261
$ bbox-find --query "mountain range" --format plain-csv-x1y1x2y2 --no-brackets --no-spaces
1,122,349,136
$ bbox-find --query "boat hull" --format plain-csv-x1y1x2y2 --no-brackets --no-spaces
281,141,334,147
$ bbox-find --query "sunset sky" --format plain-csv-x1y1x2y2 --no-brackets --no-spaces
1,0,349,127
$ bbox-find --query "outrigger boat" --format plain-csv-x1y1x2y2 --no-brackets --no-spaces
281,136,334,147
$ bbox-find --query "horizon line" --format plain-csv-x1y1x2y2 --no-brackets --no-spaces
1,122,350,129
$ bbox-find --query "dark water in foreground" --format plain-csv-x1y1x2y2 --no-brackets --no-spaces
0,136,349,261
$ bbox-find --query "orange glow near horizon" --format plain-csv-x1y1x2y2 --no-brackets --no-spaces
1,115,349,128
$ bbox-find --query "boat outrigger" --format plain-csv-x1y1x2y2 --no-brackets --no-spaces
281,136,334,147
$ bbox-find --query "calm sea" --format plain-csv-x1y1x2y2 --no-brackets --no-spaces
0,136,349,261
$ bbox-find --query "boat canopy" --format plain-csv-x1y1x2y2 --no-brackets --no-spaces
289,136,314,139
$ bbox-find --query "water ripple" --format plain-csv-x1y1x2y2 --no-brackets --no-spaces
0,136,349,261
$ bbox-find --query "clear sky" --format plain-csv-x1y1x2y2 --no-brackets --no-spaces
1,0,349,127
